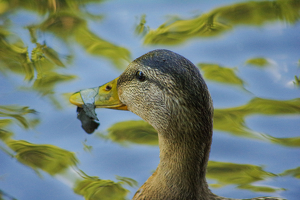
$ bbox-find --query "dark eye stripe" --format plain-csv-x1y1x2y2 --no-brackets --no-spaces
136,71,146,82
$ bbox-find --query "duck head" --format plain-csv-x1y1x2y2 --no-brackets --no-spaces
70,49,213,139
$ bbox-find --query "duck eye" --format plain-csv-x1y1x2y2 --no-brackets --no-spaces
105,85,112,91
136,71,146,82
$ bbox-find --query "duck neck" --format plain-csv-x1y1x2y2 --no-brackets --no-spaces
134,124,215,200
155,127,212,195
134,95,215,199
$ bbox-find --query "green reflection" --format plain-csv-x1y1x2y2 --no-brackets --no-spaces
36,10,130,68
0,189,17,200
198,63,243,86
34,43,66,67
214,97,300,146
0,119,12,134
135,14,148,36
74,28,131,69
0,26,76,108
0,105,38,156
267,136,300,147
74,173,137,200
28,43,76,94
115,175,138,188
294,75,300,87
99,120,158,146
0,129,13,142
6,0,106,15
75,179,128,200
144,0,300,45
280,167,300,179
207,161,281,192
25,42,75,109
0,105,39,130
245,57,270,67
0,28,32,80
7,140,78,176
82,140,93,152
0,130,14,157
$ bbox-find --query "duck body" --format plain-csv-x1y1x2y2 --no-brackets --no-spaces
70,49,284,200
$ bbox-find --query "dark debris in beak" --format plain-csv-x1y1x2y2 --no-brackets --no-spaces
76,104,99,134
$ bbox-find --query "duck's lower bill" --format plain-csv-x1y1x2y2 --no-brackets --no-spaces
69,77,128,110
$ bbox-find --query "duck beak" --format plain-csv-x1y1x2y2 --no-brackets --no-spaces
69,77,128,110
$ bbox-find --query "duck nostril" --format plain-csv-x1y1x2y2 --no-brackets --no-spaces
105,85,112,91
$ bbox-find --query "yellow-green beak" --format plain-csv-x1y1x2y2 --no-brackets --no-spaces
69,77,128,110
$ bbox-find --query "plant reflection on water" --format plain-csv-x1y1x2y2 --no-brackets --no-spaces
0,0,299,199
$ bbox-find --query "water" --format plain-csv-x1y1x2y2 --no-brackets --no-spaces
0,0,299,199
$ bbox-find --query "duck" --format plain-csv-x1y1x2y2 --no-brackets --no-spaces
69,49,284,200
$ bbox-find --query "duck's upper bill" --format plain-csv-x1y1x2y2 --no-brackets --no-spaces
69,77,127,110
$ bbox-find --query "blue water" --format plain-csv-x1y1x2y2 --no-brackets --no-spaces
0,0,299,200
